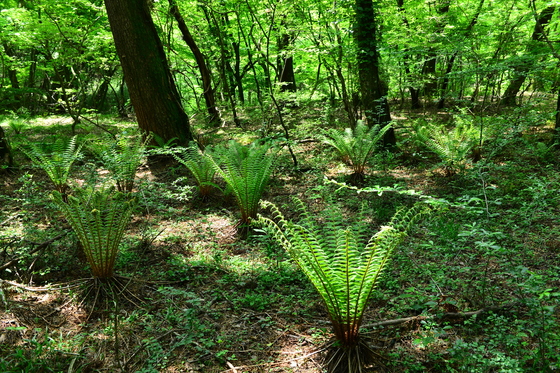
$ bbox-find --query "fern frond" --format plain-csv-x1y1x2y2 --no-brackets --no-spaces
322,121,391,175
22,136,82,197
257,200,424,353
413,120,481,175
51,188,137,279
174,142,217,198
94,133,148,192
210,140,276,228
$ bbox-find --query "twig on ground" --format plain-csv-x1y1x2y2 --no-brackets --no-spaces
0,231,69,272
220,348,325,372
362,301,522,330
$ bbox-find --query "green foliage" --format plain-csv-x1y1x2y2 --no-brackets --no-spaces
51,188,137,279
322,121,391,176
92,132,148,192
257,199,424,373
21,136,82,198
209,140,276,227
0,328,83,373
173,142,217,198
412,118,482,175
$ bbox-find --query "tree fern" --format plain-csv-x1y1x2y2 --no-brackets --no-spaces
173,142,217,199
209,140,276,229
51,188,137,279
322,121,391,176
21,136,82,199
257,200,423,373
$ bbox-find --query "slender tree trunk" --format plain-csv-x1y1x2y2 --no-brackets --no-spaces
232,41,245,103
103,0,193,146
555,88,560,148
168,0,219,126
421,0,451,100
501,6,555,106
395,0,421,109
354,0,396,147
2,43,22,110
437,0,484,109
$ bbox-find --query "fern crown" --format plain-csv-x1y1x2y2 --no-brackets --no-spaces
173,142,217,197
209,140,276,225
322,121,391,175
257,199,423,344
22,136,82,192
92,132,148,192
51,188,137,279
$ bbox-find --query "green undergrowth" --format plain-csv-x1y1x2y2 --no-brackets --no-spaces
0,111,559,372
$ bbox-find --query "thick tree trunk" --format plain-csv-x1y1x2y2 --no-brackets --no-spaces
168,0,219,126
103,0,193,146
354,0,396,148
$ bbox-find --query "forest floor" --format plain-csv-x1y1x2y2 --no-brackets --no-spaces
1,103,559,372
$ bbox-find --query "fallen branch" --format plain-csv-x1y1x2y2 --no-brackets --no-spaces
0,231,69,271
362,302,522,330
0,278,87,292
220,348,324,373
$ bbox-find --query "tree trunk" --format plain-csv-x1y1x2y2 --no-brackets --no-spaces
437,0,484,109
103,0,193,146
354,0,396,148
421,1,450,101
168,0,219,126
552,87,560,149
0,125,13,169
501,6,555,106
278,28,296,92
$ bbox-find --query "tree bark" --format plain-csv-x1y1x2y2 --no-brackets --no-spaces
354,0,396,148
103,0,193,146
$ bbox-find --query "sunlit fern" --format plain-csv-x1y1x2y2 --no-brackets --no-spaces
173,142,217,199
322,121,391,176
51,188,137,279
94,133,148,192
413,120,481,176
257,199,424,373
209,140,276,230
21,136,82,200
